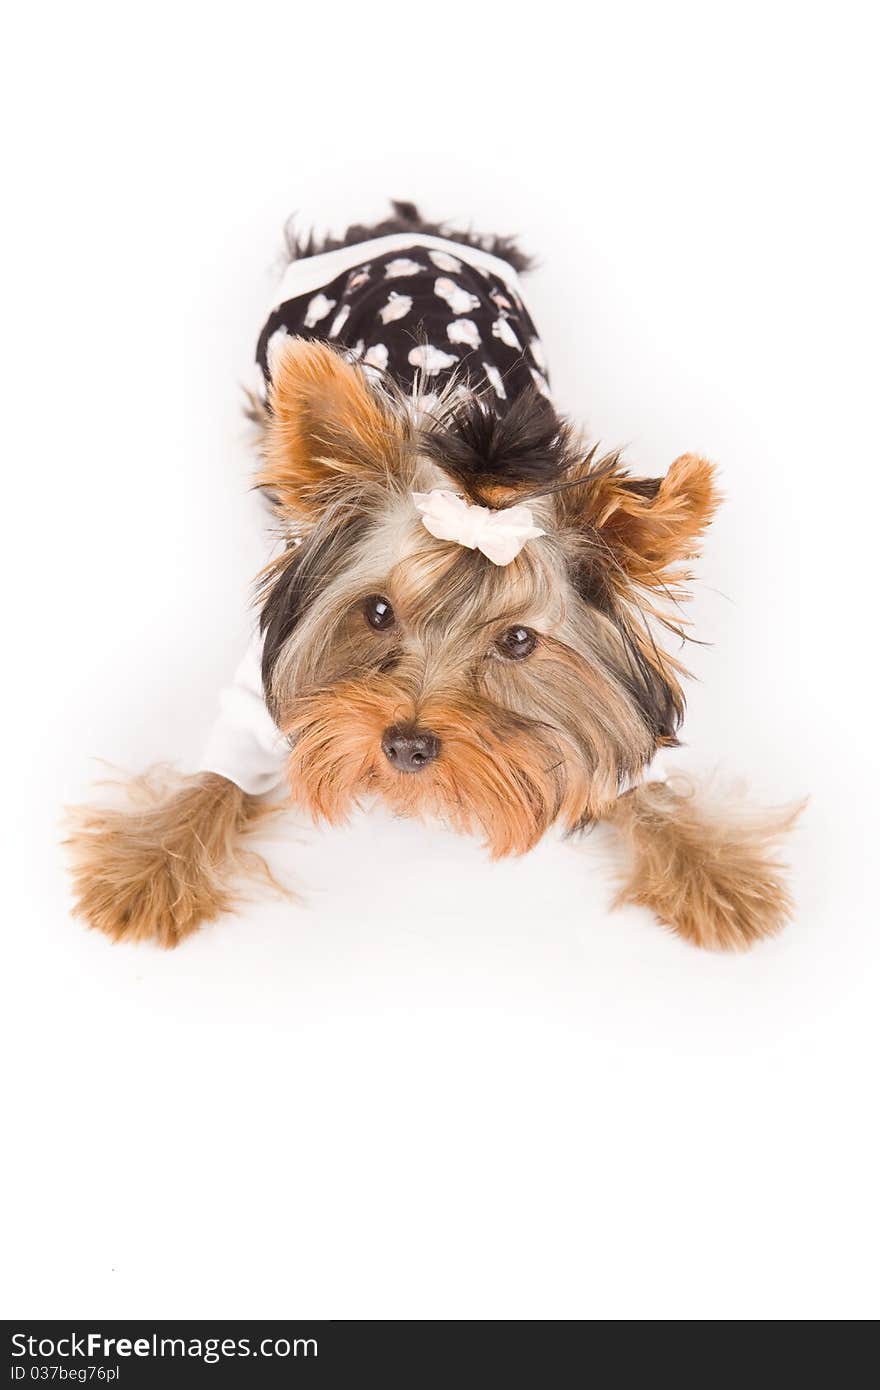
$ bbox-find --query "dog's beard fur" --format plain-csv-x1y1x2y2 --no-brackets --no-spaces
285,682,576,857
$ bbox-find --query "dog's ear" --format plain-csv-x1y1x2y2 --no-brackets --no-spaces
258,338,410,522
558,451,720,593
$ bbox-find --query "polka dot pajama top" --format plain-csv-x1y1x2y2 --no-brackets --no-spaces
253,232,551,412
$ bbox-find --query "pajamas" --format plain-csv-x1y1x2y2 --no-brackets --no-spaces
253,232,550,413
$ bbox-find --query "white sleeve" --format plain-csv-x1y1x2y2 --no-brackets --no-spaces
197,630,289,795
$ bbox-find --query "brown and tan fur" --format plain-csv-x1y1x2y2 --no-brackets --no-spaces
607,778,802,951
66,771,283,948
67,337,798,951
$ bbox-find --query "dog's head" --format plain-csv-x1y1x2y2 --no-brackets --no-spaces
256,339,719,855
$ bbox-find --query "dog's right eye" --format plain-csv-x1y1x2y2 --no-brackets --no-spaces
497,625,537,660
363,594,396,631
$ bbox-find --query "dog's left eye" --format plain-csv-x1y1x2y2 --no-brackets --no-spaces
497,625,537,660
363,594,396,631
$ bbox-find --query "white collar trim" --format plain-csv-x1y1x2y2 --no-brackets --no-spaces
272,232,525,311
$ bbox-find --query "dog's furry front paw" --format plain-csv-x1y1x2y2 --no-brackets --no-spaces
65,770,280,947
606,777,803,951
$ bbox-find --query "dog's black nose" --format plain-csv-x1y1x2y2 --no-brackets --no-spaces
381,725,440,772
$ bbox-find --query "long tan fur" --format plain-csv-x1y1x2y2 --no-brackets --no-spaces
603,777,803,951
65,770,284,948
258,339,412,522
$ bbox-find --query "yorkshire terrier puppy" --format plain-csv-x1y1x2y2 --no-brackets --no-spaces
67,201,799,950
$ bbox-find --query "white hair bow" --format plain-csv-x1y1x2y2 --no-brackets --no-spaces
412,489,544,566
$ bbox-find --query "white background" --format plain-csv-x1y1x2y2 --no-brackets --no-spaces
3,1,878,1320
